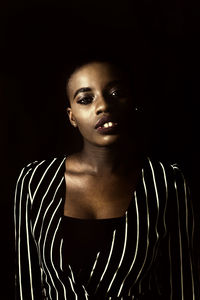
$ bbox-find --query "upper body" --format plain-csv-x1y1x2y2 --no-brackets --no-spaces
14,155,199,299
14,56,199,299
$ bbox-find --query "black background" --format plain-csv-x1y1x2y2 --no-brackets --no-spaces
1,0,200,298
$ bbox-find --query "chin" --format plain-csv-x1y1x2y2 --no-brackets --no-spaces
95,134,121,147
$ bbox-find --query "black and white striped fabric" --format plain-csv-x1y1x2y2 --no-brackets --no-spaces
14,156,199,299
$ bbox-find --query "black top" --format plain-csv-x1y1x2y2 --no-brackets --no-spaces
62,216,124,274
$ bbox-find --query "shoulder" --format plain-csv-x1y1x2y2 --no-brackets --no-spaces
146,156,184,176
16,155,67,188
14,156,67,210
143,157,190,214
144,156,187,190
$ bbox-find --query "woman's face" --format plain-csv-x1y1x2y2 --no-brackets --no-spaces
66,62,135,147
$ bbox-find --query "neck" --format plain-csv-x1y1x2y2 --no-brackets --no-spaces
79,140,143,175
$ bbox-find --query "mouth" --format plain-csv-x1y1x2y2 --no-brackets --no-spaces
95,116,119,135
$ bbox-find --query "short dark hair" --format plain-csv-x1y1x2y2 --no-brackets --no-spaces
63,48,135,107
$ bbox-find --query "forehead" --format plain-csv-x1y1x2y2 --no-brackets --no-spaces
67,62,124,91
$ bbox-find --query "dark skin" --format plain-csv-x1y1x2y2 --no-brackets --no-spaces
64,62,143,219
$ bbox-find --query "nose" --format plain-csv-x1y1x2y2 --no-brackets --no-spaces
95,94,111,115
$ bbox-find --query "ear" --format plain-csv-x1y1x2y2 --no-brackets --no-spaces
67,107,78,128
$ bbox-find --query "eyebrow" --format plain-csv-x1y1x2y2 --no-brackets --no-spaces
73,87,92,99
73,80,125,100
105,80,124,89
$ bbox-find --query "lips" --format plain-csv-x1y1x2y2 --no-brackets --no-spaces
95,116,117,129
95,115,119,134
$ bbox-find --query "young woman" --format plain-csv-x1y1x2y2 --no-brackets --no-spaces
14,54,199,299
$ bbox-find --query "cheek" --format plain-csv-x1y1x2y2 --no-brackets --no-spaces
121,97,134,111
77,121,91,135
74,111,94,136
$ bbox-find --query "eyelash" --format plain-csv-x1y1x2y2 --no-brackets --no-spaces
76,89,127,105
77,96,94,105
108,89,127,99
110,90,120,97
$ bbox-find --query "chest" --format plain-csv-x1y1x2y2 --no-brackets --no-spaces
63,173,138,219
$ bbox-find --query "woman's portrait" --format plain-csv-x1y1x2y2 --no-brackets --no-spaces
1,1,199,299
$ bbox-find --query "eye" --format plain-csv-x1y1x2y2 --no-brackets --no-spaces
109,88,128,99
77,96,94,105
110,90,119,97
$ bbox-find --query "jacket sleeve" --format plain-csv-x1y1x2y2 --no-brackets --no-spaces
14,163,43,300
167,164,199,299
150,163,199,299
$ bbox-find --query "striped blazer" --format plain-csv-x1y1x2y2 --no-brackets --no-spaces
14,156,199,299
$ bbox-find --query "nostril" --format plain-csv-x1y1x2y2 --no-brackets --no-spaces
96,109,103,115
